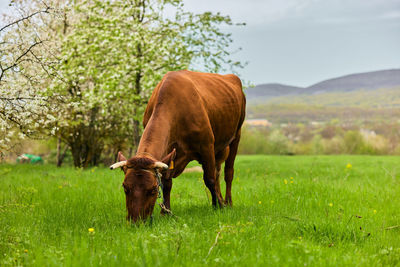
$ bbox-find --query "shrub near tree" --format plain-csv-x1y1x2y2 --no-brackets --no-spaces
1,0,244,167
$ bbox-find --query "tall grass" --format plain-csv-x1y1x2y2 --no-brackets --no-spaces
1,155,400,266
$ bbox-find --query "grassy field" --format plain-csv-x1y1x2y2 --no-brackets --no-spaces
1,155,400,266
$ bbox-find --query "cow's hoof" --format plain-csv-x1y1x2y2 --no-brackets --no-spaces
215,200,225,209
224,200,233,207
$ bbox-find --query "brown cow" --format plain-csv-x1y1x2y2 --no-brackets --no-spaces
110,70,246,222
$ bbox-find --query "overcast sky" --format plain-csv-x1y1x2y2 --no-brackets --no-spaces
1,0,399,86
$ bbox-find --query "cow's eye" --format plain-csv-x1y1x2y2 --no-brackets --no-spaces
148,187,158,195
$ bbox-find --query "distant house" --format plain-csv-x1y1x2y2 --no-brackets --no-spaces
245,119,272,127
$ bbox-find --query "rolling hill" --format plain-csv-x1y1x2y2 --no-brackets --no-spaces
246,69,400,103
245,69,400,123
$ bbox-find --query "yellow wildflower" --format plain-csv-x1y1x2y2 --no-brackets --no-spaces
290,177,294,180
258,201,262,204
373,210,377,214
290,180,294,184
328,203,333,207
346,163,352,169
284,179,288,185
88,228,95,233
24,249,28,253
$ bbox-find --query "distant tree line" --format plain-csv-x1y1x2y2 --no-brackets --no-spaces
239,121,400,155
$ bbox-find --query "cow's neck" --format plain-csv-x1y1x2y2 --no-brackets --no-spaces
136,117,171,161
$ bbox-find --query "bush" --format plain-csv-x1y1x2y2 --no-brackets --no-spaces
266,130,292,155
311,135,323,154
342,130,391,155
292,142,313,155
239,127,292,155
343,131,365,154
239,126,393,155
363,133,390,155
322,136,346,154
238,127,269,154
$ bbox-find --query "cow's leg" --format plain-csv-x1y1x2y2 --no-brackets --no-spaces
201,145,224,208
215,147,229,205
161,178,172,215
224,130,241,206
214,163,223,203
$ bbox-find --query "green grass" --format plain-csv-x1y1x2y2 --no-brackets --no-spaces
1,155,400,266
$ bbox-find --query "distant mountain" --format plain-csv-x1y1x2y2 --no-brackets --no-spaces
246,69,400,102
245,83,302,99
306,69,400,94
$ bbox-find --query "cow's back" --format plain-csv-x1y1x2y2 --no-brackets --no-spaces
144,70,245,155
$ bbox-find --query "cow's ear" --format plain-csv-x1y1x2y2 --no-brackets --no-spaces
161,148,176,169
118,151,127,162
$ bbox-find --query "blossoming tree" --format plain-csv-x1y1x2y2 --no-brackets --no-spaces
1,0,244,167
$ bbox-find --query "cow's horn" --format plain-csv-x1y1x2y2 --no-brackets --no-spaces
109,161,127,170
153,161,168,170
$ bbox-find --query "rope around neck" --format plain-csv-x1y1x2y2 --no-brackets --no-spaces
154,169,173,215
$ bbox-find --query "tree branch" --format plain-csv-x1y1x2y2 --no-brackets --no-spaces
0,6,51,32
0,40,43,81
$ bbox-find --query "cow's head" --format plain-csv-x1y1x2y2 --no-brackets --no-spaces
110,150,175,222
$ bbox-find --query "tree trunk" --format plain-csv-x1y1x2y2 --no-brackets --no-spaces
69,129,104,168
56,137,69,167
132,118,141,153
56,137,61,166
70,143,82,168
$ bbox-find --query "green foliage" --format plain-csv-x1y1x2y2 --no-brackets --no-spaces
239,123,398,155
238,127,269,154
311,135,323,154
343,131,365,154
53,0,243,167
1,156,400,266
341,131,390,155
266,130,292,155
239,127,292,155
